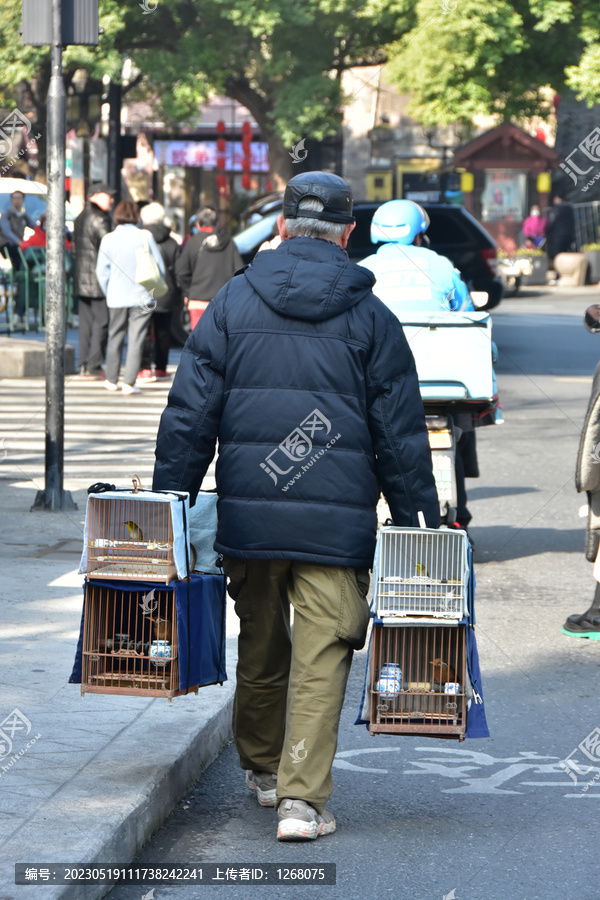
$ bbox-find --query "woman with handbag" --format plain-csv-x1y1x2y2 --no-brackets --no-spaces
96,201,166,395
137,202,182,382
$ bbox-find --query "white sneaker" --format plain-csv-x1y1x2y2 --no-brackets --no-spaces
277,799,336,841
245,770,277,807
103,380,119,392
122,383,141,395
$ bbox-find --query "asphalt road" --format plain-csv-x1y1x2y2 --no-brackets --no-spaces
107,288,600,900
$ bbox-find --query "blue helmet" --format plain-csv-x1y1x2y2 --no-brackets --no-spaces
370,199,430,245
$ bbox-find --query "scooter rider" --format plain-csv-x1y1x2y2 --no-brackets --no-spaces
360,199,473,314
359,199,478,535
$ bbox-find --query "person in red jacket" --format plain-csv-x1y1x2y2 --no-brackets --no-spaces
20,213,72,251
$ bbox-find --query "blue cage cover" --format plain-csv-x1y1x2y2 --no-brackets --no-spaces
69,573,227,692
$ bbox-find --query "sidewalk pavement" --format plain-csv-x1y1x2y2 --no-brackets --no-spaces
0,372,238,900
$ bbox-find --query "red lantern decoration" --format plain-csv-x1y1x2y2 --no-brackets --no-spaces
242,136,252,153
216,173,228,190
217,157,226,170
241,121,253,138
241,174,252,191
216,120,226,134
241,156,252,172
216,137,226,153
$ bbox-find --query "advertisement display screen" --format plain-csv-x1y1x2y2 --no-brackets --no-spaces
481,170,527,221
154,140,269,172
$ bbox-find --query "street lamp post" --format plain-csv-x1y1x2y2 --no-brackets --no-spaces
32,0,76,510
23,0,98,511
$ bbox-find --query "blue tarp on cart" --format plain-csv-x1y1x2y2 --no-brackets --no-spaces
69,573,227,691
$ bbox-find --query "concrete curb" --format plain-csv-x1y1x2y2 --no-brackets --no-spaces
1,662,236,900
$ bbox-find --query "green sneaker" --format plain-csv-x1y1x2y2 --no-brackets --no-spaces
245,770,277,807
562,614,600,640
277,799,336,841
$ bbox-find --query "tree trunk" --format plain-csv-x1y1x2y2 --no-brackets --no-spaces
260,124,294,188
224,76,293,189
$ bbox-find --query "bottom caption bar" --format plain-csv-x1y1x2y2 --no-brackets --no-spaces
15,864,336,885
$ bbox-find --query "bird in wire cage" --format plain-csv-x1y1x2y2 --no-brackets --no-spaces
124,520,144,541
430,658,456,686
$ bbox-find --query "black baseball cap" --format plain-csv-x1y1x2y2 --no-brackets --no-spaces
87,182,117,199
283,172,354,224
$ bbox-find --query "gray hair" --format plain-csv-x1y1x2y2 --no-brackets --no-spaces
284,197,346,241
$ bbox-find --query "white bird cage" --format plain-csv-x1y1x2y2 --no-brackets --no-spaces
373,526,469,619
80,483,191,583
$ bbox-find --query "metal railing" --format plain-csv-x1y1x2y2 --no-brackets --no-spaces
574,202,600,249
0,247,74,334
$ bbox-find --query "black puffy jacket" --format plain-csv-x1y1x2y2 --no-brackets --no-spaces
153,236,439,567
143,222,181,313
72,201,113,298
175,228,243,302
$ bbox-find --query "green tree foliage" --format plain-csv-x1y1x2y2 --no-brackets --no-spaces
0,0,417,183
387,0,589,126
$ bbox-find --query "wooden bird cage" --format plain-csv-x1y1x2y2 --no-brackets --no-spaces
373,527,469,619
81,581,197,700
85,490,186,583
369,622,468,739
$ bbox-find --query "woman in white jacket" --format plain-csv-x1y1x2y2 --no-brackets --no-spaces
96,200,165,394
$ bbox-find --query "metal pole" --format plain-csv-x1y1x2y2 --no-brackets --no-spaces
33,0,75,511
107,80,122,194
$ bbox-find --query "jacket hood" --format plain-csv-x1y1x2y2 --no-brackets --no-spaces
199,228,232,252
144,222,171,243
244,235,375,322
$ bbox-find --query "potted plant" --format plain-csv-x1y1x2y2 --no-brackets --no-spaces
583,243,600,284
519,248,548,285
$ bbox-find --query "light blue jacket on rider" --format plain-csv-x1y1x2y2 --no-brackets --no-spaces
359,243,473,313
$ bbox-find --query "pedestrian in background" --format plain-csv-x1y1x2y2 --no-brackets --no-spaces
1,190,35,247
564,303,600,640
545,194,575,265
137,202,181,383
153,172,439,842
72,183,116,378
522,204,547,249
96,200,165,395
175,206,243,330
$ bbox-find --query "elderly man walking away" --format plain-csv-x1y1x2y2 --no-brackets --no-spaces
72,183,116,378
153,172,439,841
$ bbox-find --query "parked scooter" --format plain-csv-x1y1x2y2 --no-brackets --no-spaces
401,292,498,525
495,255,534,297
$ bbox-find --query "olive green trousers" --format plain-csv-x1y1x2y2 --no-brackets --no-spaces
223,558,370,815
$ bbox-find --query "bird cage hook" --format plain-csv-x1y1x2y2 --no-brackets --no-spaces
132,475,143,493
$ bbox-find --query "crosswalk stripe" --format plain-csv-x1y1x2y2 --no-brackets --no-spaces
0,372,216,492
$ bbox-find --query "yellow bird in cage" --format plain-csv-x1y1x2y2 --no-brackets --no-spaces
124,520,144,541
416,562,430,577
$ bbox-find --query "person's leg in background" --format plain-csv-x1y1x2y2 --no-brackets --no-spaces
122,306,153,389
188,299,208,330
86,297,109,377
153,310,172,377
562,581,600,639
276,564,370,839
104,306,129,387
77,297,93,375
137,313,156,383
454,419,478,531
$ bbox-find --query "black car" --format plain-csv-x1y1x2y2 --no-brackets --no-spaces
233,201,503,309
